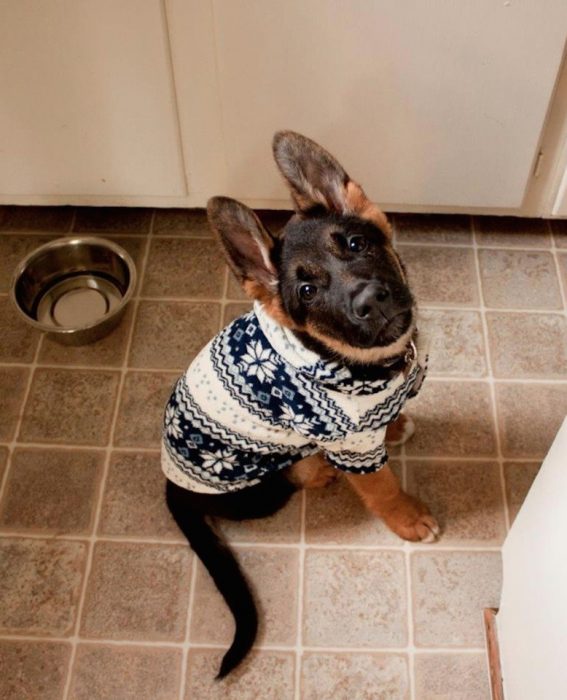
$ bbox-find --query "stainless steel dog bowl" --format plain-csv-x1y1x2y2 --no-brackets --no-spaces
11,236,137,345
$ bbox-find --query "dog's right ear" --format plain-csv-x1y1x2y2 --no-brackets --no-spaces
273,130,391,238
207,196,277,294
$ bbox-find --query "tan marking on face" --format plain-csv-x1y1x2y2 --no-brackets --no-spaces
344,181,392,239
305,318,415,364
242,279,299,330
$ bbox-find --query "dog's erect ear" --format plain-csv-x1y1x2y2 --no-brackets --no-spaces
207,196,277,292
272,130,391,238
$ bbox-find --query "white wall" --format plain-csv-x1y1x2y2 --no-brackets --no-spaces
497,417,567,700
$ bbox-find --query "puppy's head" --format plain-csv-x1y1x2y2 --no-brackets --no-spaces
208,131,415,365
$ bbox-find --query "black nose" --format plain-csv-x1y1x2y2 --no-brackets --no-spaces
351,282,391,320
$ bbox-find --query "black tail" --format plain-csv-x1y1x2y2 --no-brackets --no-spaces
166,482,257,679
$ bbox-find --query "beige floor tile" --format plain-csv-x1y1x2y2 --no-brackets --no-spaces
185,648,295,700
418,309,487,377
398,246,478,306
478,249,562,309
0,234,55,292
69,644,182,700
406,460,506,545
405,381,496,457
19,368,120,446
190,546,299,646
0,205,73,232
0,639,71,700
39,306,134,367
219,490,302,544
496,383,567,458
223,301,253,326
504,461,541,524
0,367,29,441
129,300,220,369
74,207,152,234
414,652,490,700
303,549,407,647
486,312,567,379
0,538,87,636
0,447,103,534
411,551,502,647
550,219,567,248
304,468,401,546
98,451,181,539
0,295,40,362
394,214,472,244
153,208,211,237
143,238,225,298
81,541,192,641
474,216,551,247
113,371,178,448
226,270,249,300
301,652,409,700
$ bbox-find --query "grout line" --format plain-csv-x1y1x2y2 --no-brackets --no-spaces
472,219,511,533
0,333,44,506
547,221,567,313
178,553,198,700
405,542,416,700
397,239,554,252
419,303,566,315
400,435,416,700
294,489,306,700
0,530,504,551
61,210,155,700
0,632,487,654
218,267,230,331
0,442,542,464
3,361,566,384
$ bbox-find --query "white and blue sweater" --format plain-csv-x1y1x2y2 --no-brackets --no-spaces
162,302,426,494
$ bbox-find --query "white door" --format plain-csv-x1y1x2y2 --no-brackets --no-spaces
171,0,567,209
497,417,567,700
0,0,186,198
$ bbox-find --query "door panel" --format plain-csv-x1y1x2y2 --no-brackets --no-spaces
209,0,567,208
0,0,186,197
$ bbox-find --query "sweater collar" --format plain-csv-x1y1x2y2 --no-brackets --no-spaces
253,302,416,395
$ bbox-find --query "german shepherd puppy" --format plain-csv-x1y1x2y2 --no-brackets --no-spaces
164,131,439,679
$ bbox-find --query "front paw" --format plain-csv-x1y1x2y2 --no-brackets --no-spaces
385,414,415,446
381,492,440,543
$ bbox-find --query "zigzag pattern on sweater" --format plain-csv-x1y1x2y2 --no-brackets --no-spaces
172,375,303,455
325,442,389,472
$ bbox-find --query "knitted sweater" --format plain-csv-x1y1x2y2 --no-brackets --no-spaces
162,302,426,494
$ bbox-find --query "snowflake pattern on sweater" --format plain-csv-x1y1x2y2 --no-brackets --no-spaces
162,303,427,494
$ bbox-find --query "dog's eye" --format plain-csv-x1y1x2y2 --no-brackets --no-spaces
348,235,367,252
298,283,317,302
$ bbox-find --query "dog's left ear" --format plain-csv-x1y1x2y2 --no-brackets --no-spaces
273,130,391,238
207,196,277,295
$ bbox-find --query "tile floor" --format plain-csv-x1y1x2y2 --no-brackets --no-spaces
0,207,566,699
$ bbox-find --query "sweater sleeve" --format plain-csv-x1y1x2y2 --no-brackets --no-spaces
316,427,389,474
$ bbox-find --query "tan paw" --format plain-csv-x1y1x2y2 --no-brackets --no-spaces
287,453,338,489
381,493,440,543
385,414,415,446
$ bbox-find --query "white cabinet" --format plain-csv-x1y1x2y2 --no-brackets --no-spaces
174,0,567,210
0,0,186,199
1,0,567,216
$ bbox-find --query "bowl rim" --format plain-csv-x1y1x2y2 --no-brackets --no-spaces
10,235,138,335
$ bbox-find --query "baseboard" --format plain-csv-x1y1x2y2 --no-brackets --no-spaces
484,608,505,700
